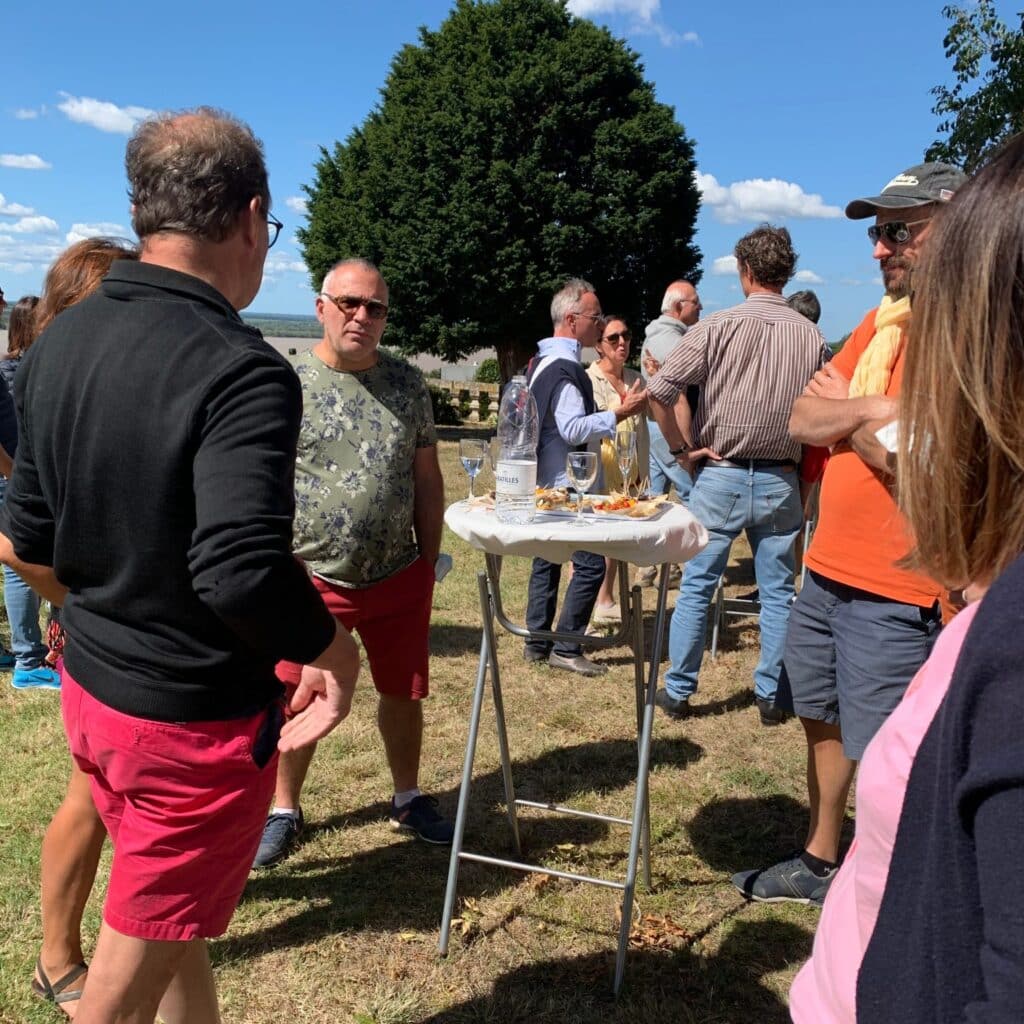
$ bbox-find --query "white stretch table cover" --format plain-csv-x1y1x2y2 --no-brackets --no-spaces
444,500,708,567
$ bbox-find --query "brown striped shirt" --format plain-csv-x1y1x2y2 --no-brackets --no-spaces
646,292,829,462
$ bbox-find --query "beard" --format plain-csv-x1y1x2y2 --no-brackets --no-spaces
881,255,914,299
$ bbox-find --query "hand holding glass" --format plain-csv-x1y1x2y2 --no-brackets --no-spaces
615,432,636,492
459,439,487,499
566,450,599,526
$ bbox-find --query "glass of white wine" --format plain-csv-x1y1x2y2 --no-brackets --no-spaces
459,438,488,499
615,431,636,493
566,450,598,526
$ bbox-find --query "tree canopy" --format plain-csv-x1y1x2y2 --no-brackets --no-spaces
298,0,701,378
927,1,1024,172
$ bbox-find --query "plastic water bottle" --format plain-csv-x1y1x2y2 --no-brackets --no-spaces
495,374,539,524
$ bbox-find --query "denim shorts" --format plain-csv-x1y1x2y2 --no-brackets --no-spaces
775,570,941,759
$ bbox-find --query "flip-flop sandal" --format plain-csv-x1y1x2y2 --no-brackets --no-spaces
31,958,88,1016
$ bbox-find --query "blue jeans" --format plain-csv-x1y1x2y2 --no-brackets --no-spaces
664,463,802,702
0,478,46,670
525,549,605,657
648,420,692,503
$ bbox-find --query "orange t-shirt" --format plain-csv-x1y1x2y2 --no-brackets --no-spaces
803,308,941,608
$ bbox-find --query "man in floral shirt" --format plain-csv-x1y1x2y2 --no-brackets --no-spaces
253,258,450,867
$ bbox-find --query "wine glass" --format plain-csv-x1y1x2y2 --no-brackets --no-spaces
459,439,487,499
566,450,598,526
615,432,636,493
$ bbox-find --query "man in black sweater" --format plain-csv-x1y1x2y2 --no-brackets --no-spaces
0,108,360,1024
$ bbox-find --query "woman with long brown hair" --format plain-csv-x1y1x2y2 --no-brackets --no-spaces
21,238,138,1017
789,138,1024,1022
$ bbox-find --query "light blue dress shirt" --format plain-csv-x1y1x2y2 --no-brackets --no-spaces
534,336,616,487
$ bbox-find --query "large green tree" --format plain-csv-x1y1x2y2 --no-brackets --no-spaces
299,0,701,379
927,1,1024,172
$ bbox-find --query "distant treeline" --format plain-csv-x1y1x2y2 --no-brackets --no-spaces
244,313,321,338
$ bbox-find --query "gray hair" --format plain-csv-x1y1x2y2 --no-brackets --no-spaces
661,281,695,313
550,277,596,329
321,258,387,296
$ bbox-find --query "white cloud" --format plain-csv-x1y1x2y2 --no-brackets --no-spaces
871,275,883,286
712,255,738,276
697,172,842,224
794,269,824,284
0,153,51,170
66,222,130,245
262,253,308,282
13,107,43,120
566,0,698,46
0,238,64,272
0,194,34,217
57,93,155,134
284,196,308,214
8,215,59,234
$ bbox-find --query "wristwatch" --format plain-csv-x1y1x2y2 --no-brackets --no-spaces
669,444,690,457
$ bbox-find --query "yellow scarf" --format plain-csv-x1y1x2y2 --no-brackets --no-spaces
848,295,911,397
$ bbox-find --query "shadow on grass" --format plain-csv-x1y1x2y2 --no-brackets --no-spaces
227,736,702,959
430,623,487,657
418,917,811,1024
687,795,810,872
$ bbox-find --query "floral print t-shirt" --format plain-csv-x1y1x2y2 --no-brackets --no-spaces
289,348,437,587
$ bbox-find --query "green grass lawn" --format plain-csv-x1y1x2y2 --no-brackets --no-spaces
0,441,840,1023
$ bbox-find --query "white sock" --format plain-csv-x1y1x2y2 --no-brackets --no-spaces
393,788,421,809
270,806,299,818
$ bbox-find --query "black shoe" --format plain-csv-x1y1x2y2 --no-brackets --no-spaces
523,647,548,663
253,809,304,868
548,652,608,676
390,794,454,845
756,696,786,726
654,688,690,719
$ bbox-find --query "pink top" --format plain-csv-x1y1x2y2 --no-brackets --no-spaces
789,602,980,1024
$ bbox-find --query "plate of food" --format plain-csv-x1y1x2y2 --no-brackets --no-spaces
534,488,671,520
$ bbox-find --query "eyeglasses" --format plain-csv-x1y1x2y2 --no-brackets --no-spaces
867,217,931,246
681,297,701,307
603,330,632,344
573,310,604,325
266,212,283,249
320,293,389,320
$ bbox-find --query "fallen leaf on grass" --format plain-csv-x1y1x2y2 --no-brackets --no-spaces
615,907,692,950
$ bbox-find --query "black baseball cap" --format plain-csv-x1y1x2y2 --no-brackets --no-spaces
845,162,967,220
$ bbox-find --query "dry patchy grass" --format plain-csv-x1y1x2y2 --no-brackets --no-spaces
0,440,845,1023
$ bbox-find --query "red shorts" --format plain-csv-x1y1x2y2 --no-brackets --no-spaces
60,669,281,941
276,556,434,700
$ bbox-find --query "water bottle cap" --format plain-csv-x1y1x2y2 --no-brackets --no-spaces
510,374,527,383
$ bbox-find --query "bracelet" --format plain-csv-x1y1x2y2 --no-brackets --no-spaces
669,445,690,457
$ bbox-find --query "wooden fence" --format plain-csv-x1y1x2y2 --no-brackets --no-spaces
430,379,500,423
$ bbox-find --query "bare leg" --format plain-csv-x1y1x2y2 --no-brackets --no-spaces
271,743,317,809
595,558,618,609
157,938,220,1024
38,762,107,1016
74,924,208,1024
378,695,422,793
802,717,856,863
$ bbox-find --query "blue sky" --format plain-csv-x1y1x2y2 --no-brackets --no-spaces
0,0,1009,342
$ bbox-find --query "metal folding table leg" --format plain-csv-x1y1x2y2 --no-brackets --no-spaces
612,564,671,994
439,571,504,954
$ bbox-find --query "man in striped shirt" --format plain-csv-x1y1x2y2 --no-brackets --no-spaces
648,225,829,724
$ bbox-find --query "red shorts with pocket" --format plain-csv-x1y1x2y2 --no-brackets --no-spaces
61,668,281,941
276,556,435,700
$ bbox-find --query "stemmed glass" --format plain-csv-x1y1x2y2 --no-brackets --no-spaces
566,450,598,526
459,439,488,499
615,432,636,494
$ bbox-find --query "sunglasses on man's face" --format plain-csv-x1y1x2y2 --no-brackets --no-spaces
867,217,931,246
603,330,631,344
320,293,389,320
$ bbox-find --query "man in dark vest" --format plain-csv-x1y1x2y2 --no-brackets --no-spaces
523,277,647,676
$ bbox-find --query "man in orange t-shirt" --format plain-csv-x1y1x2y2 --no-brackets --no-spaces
732,161,966,907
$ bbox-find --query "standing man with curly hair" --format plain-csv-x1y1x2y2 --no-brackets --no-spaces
648,225,830,724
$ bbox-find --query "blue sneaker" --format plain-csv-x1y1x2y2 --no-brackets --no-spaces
252,809,304,868
390,794,454,845
0,651,14,669
12,666,61,690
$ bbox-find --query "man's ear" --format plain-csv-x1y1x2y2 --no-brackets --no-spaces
242,196,263,248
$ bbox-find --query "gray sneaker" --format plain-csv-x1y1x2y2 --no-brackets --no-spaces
548,652,608,676
731,853,837,907
252,809,304,868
